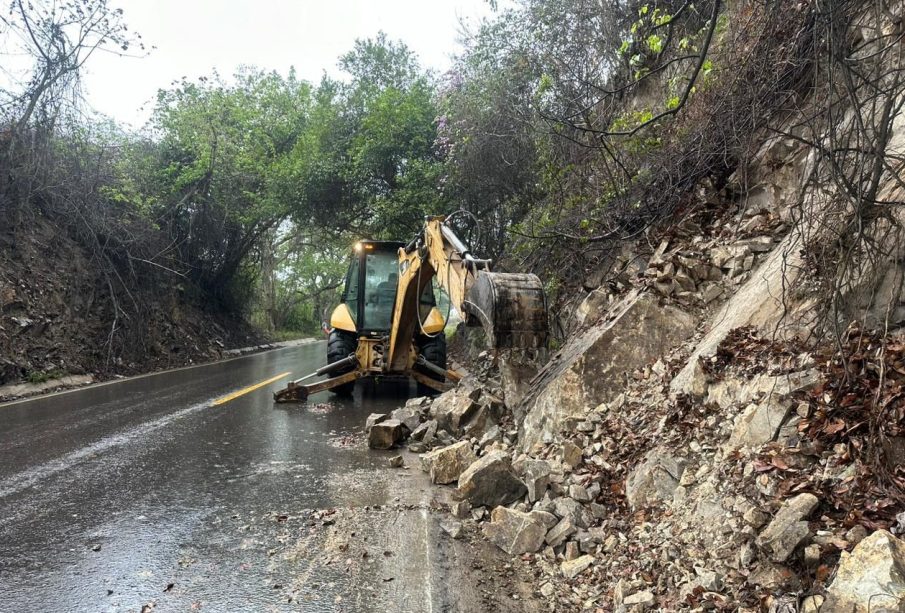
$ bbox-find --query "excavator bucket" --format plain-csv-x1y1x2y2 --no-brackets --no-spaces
465,272,549,349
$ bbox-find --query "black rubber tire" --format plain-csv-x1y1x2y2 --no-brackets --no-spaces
327,329,358,396
415,333,447,396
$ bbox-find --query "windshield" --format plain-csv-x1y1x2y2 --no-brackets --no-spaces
362,250,399,331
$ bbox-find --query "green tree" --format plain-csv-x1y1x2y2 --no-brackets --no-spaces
145,69,313,306
296,33,449,240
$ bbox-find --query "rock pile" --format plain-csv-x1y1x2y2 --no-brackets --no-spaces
381,328,905,611
362,127,905,610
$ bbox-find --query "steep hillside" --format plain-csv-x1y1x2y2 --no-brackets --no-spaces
370,1,905,610
0,214,260,396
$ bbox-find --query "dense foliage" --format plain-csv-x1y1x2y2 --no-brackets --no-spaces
3,0,899,345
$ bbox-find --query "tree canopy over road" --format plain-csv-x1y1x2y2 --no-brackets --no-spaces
4,0,891,347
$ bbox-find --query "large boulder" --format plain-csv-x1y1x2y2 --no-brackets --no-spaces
518,292,696,449
368,419,407,449
482,506,547,555
756,493,819,563
824,530,905,612
625,449,686,510
419,441,477,485
457,451,527,507
430,384,482,434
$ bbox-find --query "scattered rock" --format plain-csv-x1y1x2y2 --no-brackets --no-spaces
430,385,481,434
726,399,790,451
388,455,404,468
529,510,558,530
561,441,583,469
846,524,869,546
440,519,464,540
686,359,710,398
365,413,388,431
568,484,590,502
694,567,722,591
625,449,685,509
482,506,547,555
800,595,824,613
552,497,593,529
743,506,770,528
824,529,905,612
747,562,798,590
522,459,552,503
756,493,819,563
450,500,470,519
545,517,576,547
368,419,407,449
803,543,821,568
390,407,421,432
410,419,438,444
478,425,501,448
462,404,498,439
457,451,527,507
561,554,594,579
623,590,656,608
420,441,477,485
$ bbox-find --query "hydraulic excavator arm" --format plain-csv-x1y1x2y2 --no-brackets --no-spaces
387,218,478,372
273,214,547,402
387,216,548,372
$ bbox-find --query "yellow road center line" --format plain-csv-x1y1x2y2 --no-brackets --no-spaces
211,372,291,406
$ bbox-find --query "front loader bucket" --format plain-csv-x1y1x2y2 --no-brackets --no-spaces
465,272,548,349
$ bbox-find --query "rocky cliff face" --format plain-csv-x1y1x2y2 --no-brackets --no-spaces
371,7,905,606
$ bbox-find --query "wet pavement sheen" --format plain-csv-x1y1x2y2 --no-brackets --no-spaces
0,343,538,612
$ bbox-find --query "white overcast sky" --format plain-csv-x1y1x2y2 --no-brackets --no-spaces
82,0,499,128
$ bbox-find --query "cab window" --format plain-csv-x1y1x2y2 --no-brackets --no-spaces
362,251,399,330
343,256,360,323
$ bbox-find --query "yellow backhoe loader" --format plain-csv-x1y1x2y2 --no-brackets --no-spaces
273,214,548,402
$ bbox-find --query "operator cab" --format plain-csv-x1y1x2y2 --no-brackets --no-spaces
340,240,438,337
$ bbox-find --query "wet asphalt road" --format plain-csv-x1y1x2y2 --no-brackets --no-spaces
0,343,539,613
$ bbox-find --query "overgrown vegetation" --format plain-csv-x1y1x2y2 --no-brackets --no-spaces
1,0,903,370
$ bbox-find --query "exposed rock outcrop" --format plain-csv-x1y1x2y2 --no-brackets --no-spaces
518,292,696,448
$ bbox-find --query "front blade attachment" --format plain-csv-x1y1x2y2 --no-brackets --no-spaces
273,380,310,403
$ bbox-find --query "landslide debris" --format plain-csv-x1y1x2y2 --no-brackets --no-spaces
362,107,905,609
